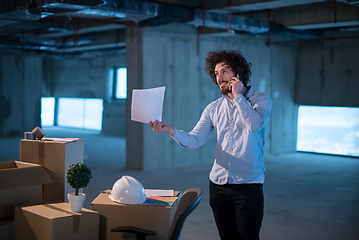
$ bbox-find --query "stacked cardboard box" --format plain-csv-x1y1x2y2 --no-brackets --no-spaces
0,161,52,219
0,161,52,240
20,139,84,203
12,137,181,240
15,202,99,240
91,190,181,240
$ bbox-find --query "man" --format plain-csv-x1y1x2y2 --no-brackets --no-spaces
150,50,272,240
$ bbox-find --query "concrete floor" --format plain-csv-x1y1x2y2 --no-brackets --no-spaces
1,126,359,240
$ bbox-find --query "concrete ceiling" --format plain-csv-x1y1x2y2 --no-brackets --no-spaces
0,0,358,57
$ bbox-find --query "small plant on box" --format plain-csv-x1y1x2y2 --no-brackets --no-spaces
66,163,92,195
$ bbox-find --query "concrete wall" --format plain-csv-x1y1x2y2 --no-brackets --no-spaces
43,54,127,137
142,24,205,170
295,38,359,107
0,51,42,137
2,23,357,170
102,102,126,137
269,46,298,156
126,23,299,170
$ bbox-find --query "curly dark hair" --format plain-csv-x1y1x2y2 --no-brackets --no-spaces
205,50,252,87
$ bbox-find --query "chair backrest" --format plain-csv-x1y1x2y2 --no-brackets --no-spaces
168,187,202,240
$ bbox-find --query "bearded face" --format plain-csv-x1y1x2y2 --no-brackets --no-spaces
219,81,231,95
215,62,236,96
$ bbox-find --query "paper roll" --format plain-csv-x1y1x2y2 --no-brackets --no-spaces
24,132,35,140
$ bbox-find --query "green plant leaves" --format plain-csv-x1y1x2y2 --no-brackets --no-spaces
66,163,92,195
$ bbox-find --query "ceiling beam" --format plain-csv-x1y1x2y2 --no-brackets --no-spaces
203,0,349,13
50,28,127,48
244,2,359,29
37,23,125,38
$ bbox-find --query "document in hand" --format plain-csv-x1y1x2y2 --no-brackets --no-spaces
131,86,166,124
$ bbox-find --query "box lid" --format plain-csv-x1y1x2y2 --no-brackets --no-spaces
0,161,52,189
21,139,83,145
91,190,180,208
23,203,98,220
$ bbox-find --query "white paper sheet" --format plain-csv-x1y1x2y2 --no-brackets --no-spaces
131,86,166,124
144,189,174,197
41,137,79,142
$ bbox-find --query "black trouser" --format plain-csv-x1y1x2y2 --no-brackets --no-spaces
209,181,264,240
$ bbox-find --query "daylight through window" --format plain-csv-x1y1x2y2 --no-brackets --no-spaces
41,97,103,130
297,105,359,157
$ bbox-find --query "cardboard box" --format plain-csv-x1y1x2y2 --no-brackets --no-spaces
20,139,84,203
0,161,52,219
0,218,14,240
91,190,180,240
14,202,99,240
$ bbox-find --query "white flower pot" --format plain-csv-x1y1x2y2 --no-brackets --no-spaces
68,193,86,212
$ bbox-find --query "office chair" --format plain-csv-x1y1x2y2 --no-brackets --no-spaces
111,187,203,240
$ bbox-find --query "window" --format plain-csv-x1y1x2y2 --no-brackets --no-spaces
297,105,359,157
57,98,84,129
41,97,55,126
112,67,127,99
40,97,103,131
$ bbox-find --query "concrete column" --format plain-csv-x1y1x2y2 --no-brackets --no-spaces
24,55,42,132
125,22,144,170
0,51,41,137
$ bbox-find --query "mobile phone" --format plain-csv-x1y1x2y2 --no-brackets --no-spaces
235,73,244,82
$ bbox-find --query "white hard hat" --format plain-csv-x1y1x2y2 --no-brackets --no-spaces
109,175,146,204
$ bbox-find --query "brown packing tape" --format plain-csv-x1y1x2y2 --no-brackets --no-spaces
39,141,45,166
39,141,46,203
43,204,81,234
101,190,111,194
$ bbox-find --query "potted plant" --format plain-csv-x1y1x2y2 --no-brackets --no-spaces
66,163,92,212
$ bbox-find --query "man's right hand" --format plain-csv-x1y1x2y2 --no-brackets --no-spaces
149,120,176,137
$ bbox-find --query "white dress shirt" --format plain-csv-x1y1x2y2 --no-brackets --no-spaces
172,87,272,184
